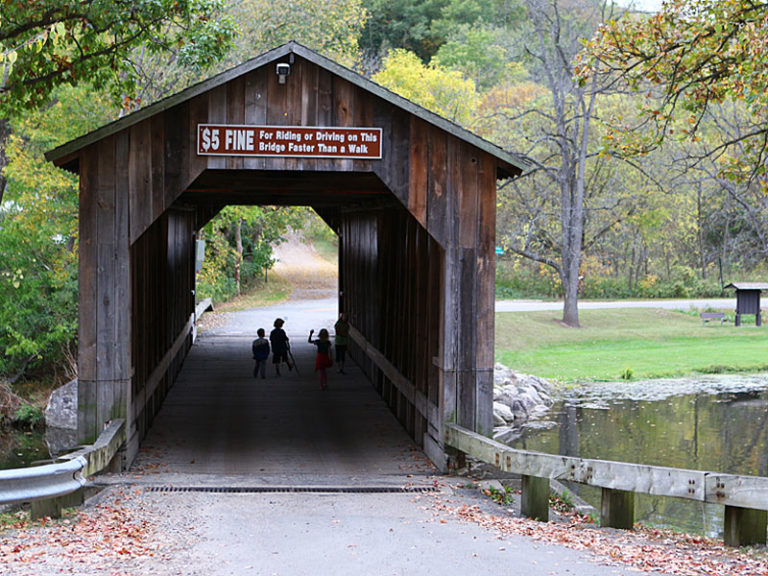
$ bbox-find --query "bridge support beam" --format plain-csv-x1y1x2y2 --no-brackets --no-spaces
77,137,132,445
724,505,767,547
601,488,635,530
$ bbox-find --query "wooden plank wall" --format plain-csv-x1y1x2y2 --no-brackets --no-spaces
76,51,499,453
394,118,497,436
130,206,196,448
340,205,442,446
77,137,131,443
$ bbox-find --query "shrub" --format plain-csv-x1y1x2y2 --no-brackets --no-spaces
13,403,44,430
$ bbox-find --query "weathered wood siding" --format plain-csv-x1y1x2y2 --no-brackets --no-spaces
341,206,443,449
77,137,131,443
73,50,505,462
129,207,196,457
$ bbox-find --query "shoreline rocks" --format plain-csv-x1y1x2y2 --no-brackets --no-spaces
492,363,554,434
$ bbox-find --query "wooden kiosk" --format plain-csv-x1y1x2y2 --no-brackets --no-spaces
725,282,768,327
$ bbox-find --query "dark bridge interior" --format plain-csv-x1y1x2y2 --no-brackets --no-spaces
184,170,393,210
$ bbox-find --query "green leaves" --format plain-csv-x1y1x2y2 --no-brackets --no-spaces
0,0,236,116
0,83,111,380
372,49,478,125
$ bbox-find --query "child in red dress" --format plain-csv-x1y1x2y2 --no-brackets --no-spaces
308,328,333,390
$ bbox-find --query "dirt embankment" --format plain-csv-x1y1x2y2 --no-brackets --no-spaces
271,231,337,299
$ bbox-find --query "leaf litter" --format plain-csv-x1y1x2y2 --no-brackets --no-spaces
2,480,768,575
431,482,768,576
0,488,181,576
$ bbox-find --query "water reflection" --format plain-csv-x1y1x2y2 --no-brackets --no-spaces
0,430,49,469
508,374,768,537
0,426,80,470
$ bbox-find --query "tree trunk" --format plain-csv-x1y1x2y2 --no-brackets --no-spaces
562,276,580,327
697,185,707,279
0,118,9,206
234,218,243,296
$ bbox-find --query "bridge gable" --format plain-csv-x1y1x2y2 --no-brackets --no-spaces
53,46,524,247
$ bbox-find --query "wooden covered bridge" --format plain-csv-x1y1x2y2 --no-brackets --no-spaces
45,42,527,469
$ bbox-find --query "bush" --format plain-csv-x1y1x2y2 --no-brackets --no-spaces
496,260,562,299
500,261,727,301
581,276,631,299
13,403,44,430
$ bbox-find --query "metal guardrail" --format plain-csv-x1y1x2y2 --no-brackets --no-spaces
0,419,126,517
445,423,768,547
0,456,87,506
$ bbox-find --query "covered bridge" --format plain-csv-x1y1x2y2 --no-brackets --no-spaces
45,42,527,469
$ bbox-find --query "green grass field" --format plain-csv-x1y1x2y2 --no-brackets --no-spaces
495,308,768,382
214,276,292,312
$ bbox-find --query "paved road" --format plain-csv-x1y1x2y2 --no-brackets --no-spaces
160,489,644,576
207,294,737,322
100,297,668,576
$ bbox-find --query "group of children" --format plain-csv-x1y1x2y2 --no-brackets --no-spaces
251,313,350,390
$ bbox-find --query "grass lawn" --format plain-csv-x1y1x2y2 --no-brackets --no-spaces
212,276,292,312
311,237,339,263
495,308,768,382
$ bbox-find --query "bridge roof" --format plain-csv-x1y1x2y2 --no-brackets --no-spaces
46,41,530,178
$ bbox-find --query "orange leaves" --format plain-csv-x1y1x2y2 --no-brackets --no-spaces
1,492,162,575
433,492,768,575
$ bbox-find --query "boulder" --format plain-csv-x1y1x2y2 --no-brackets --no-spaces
493,401,515,425
45,379,78,430
492,363,555,427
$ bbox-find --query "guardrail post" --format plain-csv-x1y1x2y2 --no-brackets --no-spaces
446,447,466,473
31,487,84,520
724,505,768,547
521,475,549,521
601,488,634,530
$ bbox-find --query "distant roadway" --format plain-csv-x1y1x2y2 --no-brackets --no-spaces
495,298,735,313
228,296,738,326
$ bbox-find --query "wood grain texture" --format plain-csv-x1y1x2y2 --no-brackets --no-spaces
74,51,510,457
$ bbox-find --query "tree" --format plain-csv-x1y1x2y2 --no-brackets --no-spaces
198,206,303,302
484,0,627,327
432,23,522,91
669,102,768,272
224,0,367,67
581,0,768,189
359,0,449,66
0,0,235,203
0,83,116,381
372,49,478,125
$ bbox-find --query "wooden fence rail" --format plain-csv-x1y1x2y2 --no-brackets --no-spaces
445,423,768,547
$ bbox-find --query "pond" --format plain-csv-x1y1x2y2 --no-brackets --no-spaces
505,374,768,538
0,429,51,469
0,425,77,470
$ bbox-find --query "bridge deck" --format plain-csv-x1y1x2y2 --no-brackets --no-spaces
130,300,436,484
